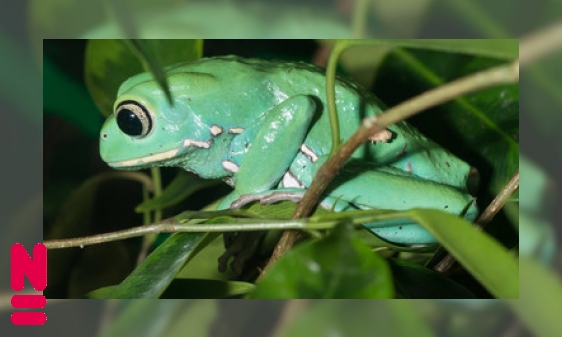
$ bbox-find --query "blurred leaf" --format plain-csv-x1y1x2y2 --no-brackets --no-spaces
0,32,41,125
373,48,519,197
82,2,352,39
277,301,435,337
389,259,476,298
511,255,562,337
98,300,188,337
103,0,141,38
85,39,202,117
101,231,216,298
407,209,518,299
161,279,255,299
370,39,518,59
29,0,105,55
160,300,217,337
249,222,394,299
518,155,556,264
44,56,103,137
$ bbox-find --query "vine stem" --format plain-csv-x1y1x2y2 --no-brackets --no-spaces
264,59,519,274
43,217,331,249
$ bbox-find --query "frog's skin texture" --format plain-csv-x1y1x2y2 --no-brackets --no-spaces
99,55,478,245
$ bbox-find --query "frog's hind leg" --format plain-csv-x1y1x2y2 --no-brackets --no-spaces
319,160,479,245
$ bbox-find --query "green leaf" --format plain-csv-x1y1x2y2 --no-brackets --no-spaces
101,231,216,298
85,39,202,117
407,209,518,299
249,222,394,299
389,259,476,299
123,40,175,105
136,171,220,212
510,255,562,337
86,285,117,299
160,279,255,298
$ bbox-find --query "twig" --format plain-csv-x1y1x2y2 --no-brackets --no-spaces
520,21,562,66
43,217,328,249
433,170,520,273
475,170,520,229
269,300,311,337
263,59,519,273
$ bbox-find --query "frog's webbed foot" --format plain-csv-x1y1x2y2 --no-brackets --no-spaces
230,190,307,209
218,189,318,276
218,231,265,276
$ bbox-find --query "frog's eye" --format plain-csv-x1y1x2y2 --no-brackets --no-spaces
115,101,153,138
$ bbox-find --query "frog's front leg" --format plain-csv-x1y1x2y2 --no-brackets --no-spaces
217,95,317,274
218,94,317,209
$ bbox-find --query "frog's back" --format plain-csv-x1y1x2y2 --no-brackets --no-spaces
167,56,471,190
167,55,383,149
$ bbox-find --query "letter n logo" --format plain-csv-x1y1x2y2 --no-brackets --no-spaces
10,243,47,325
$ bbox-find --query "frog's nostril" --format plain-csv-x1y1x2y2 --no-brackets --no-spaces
101,133,108,140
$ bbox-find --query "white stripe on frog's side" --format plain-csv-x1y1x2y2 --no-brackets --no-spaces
222,160,240,173
210,125,224,137
282,170,305,188
228,127,245,134
184,138,212,149
300,144,318,162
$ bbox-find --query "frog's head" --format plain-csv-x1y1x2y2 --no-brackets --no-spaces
100,69,219,170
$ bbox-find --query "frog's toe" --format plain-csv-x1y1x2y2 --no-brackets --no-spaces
230,188,307,209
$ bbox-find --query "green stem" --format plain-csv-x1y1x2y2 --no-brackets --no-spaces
326,41,346,155
352,0,371,38
44,209,416,249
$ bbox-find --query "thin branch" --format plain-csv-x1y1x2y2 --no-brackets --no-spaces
269,300,311,337
44,217,330,249
474,170,520,228
520,21,562,66
265,60,519,271
433,170,520,273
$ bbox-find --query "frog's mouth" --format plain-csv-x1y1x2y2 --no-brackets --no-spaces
105,138,213,169
107,147,182,168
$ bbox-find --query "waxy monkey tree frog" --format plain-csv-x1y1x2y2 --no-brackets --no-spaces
99,55,478,246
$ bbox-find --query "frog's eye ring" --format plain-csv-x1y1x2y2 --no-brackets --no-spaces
115,101,153,138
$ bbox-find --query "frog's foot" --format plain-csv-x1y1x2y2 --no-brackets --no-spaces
218,231,265,275
230,188,340,210
218,188,338,275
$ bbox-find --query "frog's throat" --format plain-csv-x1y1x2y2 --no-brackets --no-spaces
107,138,212,168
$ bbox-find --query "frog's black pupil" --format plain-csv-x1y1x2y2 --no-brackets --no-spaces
117,109,143,136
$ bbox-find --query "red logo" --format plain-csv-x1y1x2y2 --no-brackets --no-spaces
10,243,47,325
